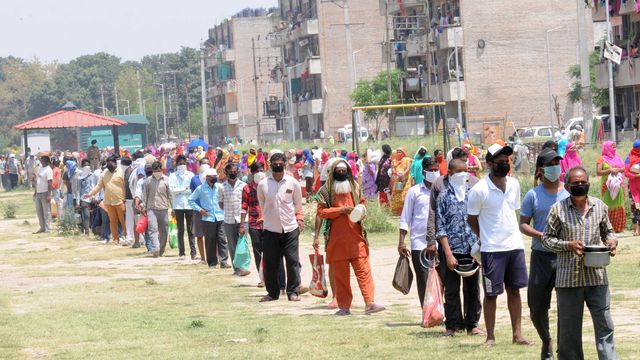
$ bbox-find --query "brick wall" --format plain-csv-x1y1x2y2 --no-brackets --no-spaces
461,0,593,137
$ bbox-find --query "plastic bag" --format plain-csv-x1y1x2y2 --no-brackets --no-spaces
50,199,58,219
135,213,147,234
168,216,178,249
232,234,251,271
392,255,413,295
422,263,445,328
308,249,328,298
606,173,623,199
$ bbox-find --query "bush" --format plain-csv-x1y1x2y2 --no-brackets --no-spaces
56,208,79,236
363,200,395,233
0,202,16,219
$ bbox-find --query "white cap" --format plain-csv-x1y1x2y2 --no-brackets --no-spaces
204,168,218,177
486,143,513,160
335,162,348,169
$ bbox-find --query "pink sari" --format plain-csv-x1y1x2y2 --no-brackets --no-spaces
560,142,582,180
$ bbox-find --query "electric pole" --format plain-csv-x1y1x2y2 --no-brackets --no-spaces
200,45,209,143
100,85,106,115
577,0,595,143
605,0,617,142
114,86,120,115
172,72,181,141
185,81,192,141
136,69,143,115
252,37,262,144
384,0,395,137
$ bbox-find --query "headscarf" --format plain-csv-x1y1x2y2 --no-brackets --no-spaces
247,148,257,166
303,149,315,167
557,138,569,157
410,146,428,184
347,152,358,177
317,159,361,211
66,160,77,180
602,140,624,168
560,142,582,174
626,140,640,166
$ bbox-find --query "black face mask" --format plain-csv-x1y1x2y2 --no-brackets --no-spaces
334,172,348,182
271,164,284,173
228,173,238,180
492,162,510,177
106,163,116,172
569,184,589,197
207,177,218,185
418,149,427,156
145,171,153,177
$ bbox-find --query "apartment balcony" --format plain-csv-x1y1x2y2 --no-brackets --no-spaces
207,80,238,98
595,57,640,88
291,57,322,78
213,111,239,126
428,80,466,102
437,26,463,49
380,0,425,15
270,18,319,47
592,2,636,21
295,98,324,117
406,34,428,57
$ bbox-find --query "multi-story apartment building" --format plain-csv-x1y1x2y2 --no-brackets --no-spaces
203,8,283,144
593,3,640,131
270,0,386,140
384,0,590,141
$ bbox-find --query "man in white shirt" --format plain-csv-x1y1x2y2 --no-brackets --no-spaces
467,143,531,347
34,155,53,234
257,152,304,302
169,155,196,260
398,156,439,307
219,162,247,274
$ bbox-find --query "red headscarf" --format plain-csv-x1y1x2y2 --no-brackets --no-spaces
602,141,624,168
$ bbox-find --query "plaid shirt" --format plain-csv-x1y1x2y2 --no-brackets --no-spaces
542,196,616,288
242,181,262,230
219,179,246,224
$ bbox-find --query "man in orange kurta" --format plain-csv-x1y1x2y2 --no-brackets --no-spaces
316,160,385,316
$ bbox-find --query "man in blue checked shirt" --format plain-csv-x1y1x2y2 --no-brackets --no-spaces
436,159,483,337
188,168,228,268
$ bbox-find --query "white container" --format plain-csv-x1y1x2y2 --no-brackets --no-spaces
583,246,610,267
349,204,366,223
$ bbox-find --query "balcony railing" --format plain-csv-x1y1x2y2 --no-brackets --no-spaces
270,18,319,47
596,57,640,88
295,98,324,117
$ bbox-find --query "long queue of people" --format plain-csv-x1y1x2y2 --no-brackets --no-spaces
26,137,624,359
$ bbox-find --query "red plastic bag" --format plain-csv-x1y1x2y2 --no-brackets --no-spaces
308,249,328,298
422,264,444,328
135,213,148,234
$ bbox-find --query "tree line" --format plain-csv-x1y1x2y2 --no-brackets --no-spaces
0,48,204,150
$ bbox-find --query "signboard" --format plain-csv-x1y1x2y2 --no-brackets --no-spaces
604,41,622,65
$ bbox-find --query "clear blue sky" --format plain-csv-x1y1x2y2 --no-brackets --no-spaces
2,0,278,63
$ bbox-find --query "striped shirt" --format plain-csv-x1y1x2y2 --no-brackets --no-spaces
542,196,615,288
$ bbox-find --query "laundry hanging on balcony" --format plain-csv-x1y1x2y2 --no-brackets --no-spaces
301,58,311,80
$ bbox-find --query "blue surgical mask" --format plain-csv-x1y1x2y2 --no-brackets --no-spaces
543,165,561,182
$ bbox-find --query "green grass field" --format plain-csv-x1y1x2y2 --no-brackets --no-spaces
0,184,639,359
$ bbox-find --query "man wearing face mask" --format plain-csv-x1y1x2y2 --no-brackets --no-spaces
75,159,97,235
542,166,618,360
142,161,172,257
169,155,196,260
189,168,226,268
85,155,127,245
519,149,569,359
398,156,439,308
257,153,305,302
436,159,483,337
190,158,212,264
219,163,247,274
120,157,135,246
317,159,385,315
467,144,531,347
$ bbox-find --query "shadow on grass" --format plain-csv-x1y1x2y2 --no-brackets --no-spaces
385,322,421,328
408,330,445,339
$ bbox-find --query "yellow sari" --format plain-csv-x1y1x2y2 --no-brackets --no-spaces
390,149,412,216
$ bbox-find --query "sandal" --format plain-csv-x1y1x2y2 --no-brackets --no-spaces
259,295,277,303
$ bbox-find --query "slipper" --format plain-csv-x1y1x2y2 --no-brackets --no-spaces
335,309,351,316
259,295,277,303
467,327,486,336
364,303,385,315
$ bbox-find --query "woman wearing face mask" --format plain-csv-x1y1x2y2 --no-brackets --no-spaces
361,150,378,200
559,142,582,182
625,140,640,236
390,148,412,216
596,141,626,233
409,146,429,185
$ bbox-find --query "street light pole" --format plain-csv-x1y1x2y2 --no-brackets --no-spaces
120,100,130,115
155,83,168,141
546,26,564,130
286,63,305,142
605,0,617,142
200,44,209,143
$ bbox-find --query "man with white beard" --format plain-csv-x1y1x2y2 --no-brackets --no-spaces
316,159,385,316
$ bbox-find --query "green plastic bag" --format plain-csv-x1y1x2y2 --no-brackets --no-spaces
232,234,251,271
168,216,178,249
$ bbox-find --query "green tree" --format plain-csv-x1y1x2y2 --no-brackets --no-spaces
351,69,402,140
567,50,609,108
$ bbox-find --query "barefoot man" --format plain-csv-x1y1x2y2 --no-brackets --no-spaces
467,144,532,347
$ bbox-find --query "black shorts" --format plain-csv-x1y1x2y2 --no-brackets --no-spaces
481,249,528,297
